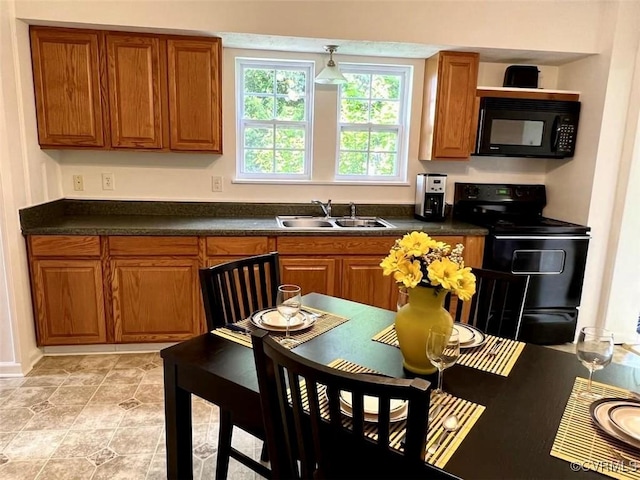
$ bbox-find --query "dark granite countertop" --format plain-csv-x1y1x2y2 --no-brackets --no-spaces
20,199,488,237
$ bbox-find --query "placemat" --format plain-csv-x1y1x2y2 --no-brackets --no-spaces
372,324,525,377
551,377,640,480
306,358,485,468
211,307,348,349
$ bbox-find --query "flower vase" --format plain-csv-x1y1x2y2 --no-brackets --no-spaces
395,285,453,375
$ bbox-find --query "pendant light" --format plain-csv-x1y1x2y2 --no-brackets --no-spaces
315,45,347,85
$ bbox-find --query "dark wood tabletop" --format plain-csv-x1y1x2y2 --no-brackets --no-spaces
161,293,640,480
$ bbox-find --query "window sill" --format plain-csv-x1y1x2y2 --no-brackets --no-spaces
232,179,411,187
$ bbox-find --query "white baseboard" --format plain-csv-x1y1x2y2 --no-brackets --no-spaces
0,362,26,376
42,342,178,355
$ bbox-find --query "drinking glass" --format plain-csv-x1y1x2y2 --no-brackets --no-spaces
426,328,460,397
575,326,614,401
277,284,302,348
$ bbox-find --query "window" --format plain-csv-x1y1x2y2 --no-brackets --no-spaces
236,59,314,180
336,64,412,182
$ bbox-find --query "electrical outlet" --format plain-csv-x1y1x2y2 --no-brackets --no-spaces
72,175,84,191
212,176,223,192
102,173,115,190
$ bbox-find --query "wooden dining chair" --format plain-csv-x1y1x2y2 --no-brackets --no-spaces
200,251,280,330
199,252,280,479
251,329,458,480
446,268,529,340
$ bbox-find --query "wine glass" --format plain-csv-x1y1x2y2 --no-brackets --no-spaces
575,326,614,401
426,328,460,397
277,284,302,348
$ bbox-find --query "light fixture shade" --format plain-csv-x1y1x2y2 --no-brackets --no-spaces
315,65,347,84
315,45,348,85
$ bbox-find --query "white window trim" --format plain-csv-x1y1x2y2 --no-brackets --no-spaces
334,63,412,183
235,58,315,181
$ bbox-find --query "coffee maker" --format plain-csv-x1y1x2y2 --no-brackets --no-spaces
415,173,447,221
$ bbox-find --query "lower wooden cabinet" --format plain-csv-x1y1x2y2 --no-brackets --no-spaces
341,257,399,311
26,233,484,346
280,257,339,297
111,258,201,342
31,259,107,345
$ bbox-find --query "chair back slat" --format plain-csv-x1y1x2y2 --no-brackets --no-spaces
199,252,280,330
251,330,458,479
447,268,529,340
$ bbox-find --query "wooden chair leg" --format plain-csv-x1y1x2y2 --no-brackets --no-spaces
260,442,269,462
216,409,233,480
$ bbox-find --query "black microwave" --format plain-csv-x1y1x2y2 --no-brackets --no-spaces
473,97,581,158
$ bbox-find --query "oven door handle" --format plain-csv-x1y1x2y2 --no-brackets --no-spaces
492,235,591,240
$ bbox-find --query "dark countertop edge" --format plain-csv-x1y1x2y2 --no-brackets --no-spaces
19,199,488,237
21,225,489,237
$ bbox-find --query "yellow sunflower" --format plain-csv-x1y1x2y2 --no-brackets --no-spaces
452,267,476,301
393,259,423,289
426,257,462,290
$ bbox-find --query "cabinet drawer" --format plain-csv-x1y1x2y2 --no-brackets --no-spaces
206,237,270,256
109,236,198,256
30,235,101,257
277,236,397,255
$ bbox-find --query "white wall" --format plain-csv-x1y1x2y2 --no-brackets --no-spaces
0,3,62,375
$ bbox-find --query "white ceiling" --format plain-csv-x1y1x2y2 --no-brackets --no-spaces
220,32,592,66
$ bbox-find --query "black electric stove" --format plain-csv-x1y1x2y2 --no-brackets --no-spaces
453,183,591,344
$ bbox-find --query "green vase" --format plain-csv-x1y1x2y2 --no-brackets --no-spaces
395,285,453,375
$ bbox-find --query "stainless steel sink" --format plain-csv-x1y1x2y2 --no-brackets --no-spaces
279,219,334,228
276,216,395,229
334,218,390,228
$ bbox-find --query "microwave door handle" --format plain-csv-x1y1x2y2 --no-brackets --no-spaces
551,116,561,152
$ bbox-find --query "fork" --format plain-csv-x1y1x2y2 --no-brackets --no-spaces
487,339,504,358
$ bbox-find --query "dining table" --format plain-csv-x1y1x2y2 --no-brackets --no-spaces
161,293,640,480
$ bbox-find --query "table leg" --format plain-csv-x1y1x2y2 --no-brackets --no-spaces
163,359,193,480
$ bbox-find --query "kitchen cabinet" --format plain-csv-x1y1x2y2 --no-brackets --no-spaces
109,236,202,342
419,51,479,160
280,258,339,297
168,38,222,152
277,235,482,311
25,232,484,345
28,236,107,345
29,28,109,148
106,33,167,149
29,26,222,153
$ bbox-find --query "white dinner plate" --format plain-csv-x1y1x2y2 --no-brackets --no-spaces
455,323,488,349
454,324,475,345
250,308,316,332
609,405,640,442
331,390,408,423
590,398,640,450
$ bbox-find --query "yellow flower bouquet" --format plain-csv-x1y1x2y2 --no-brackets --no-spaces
380,231,476,301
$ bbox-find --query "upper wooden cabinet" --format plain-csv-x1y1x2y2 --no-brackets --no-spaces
106,33,167,149
419,51,479,160
29,26,222,153
168,39,222,152
29,27,108,148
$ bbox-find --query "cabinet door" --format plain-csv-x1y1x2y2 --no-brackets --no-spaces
106,33,166,149
342,257,398,311
280,258,339,297
111,258,201,342
30,27,108,147
432,52,479,158
167,38,222,152
31,259,107,345
419,51,479,160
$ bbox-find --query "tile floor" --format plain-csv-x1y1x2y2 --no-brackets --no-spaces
0,352,265,480
1,345,640,480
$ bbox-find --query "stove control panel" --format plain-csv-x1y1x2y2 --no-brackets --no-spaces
455,183,546,203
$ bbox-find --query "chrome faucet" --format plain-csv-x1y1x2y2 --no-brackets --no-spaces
349,202,357,218
312,199,332,218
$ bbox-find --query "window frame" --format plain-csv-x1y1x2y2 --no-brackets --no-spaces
334,63,412,183
235,58,315,181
